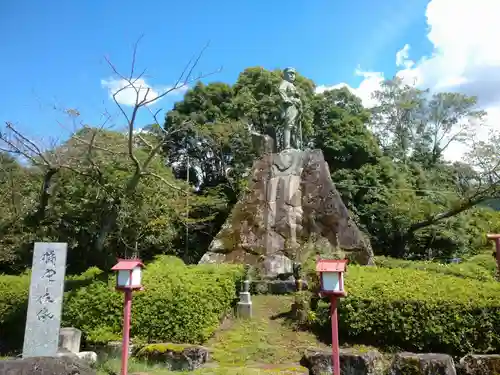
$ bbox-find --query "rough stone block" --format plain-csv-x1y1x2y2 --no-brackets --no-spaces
76,351,97,364
55,348,78,360
87,341,136,361
252,279,309,295
301,348,385,375
389,352,456,375
199,149,375,277
459,354,500,375
0,356,96,375
58,327,82,353
271,279,309,294
134,343,209,371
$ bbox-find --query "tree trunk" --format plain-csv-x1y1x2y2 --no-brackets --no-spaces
29,168,58,226
408,196,487,234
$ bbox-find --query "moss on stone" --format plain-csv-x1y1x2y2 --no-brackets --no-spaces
396,357,422,375
259,365,308,374
344,345,376,354
135,342,195,358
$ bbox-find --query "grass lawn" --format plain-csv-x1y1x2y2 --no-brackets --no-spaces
96,295,329,374
207,295,329,366
96,251,498,374
97,359,309,375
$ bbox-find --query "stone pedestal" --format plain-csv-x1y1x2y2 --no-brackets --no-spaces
236,280,253,319
59,327,82,353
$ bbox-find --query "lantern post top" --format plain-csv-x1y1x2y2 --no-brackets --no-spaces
316,259,348,273
111,259,144,271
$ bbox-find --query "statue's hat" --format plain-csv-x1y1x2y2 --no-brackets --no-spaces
283,67,296,73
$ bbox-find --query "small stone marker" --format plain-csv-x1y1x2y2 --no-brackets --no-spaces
59,327,82,353
237,279,253,318
22,242,68,358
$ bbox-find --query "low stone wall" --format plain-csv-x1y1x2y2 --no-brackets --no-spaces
301,348,500,375
87,341,500,374
252,279,308,295
0,356,96,375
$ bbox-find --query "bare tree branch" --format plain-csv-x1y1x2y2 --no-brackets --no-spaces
142,172,186,193
135,133,154,150
101,37,220,197
1,36,219,261
129,34,145,80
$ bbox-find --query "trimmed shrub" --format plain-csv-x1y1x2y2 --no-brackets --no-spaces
0,267,103,352
0,273,30,352
312,265,500,357
0,256,243,352
375,252,496,281
62,256,243,345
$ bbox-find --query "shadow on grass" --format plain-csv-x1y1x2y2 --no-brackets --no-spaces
269,311,291,321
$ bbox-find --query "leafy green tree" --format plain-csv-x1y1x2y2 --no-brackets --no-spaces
232,67,316,143
165,82,253,195
163,67,318,262
0,152,40,271
412,92,485,166
2,56,499,274
0,125,196,273
370,77,427,162
312,87,380,171
0,40,220,272
165,67,316,194
371,77,485,166
365,77,499,258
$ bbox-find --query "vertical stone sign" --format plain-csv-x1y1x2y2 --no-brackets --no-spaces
22,242,68,358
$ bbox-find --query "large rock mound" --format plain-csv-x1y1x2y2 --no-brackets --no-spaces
199,149,375,276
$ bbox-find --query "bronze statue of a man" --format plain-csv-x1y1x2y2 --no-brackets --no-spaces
278,67,302,150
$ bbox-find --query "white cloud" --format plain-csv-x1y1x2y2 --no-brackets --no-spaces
317,0,500,162
101,78,188,107
395,44,414,69
316,69,384,108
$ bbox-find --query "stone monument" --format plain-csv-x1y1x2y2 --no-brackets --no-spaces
199,68,375,276
236,265,253,319
23,242,68,358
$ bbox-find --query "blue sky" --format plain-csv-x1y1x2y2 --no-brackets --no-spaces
1,0,433,142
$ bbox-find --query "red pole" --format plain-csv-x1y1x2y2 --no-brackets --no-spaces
330,295,340,375
121,289,132,375
494,238,500,279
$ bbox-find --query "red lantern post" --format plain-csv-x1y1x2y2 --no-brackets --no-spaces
111,259,145,375
487,234,500,279
316,259,348,375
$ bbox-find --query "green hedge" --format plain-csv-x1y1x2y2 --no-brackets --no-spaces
312,265,500,356
375,251,497,282
0,273,30,352
0,256,243,352
0,267,103,352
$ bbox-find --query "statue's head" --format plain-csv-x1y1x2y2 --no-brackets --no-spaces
283,67,296,83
